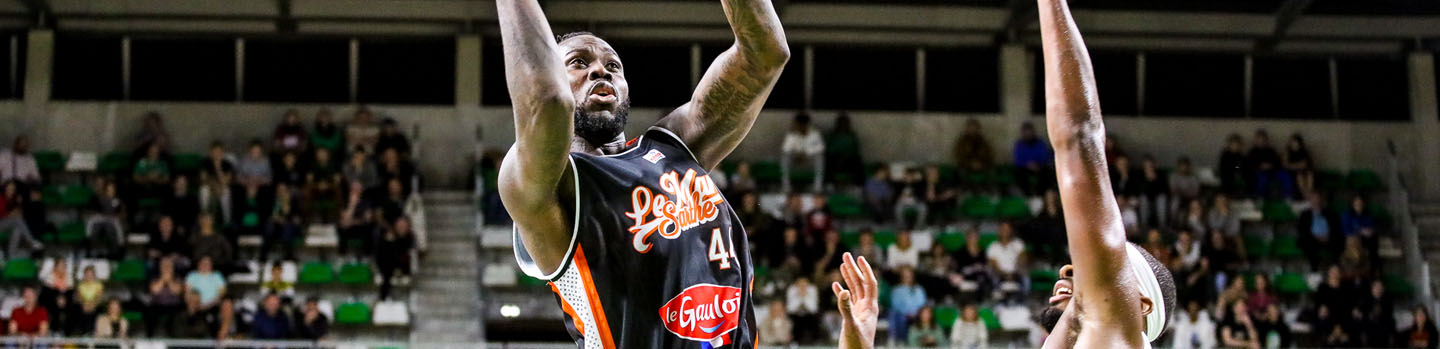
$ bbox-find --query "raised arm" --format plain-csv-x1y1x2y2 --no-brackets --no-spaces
658,0,789,170
496,0,578,274
1036,0,1144,339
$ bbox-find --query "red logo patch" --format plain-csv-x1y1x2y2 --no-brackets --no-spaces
658,284,743,342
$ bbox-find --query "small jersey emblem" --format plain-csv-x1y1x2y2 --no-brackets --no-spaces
644,149,666,164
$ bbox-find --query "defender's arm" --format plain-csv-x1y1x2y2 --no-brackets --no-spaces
658,0,789,170
1036,0,1146,341
497,0,577,274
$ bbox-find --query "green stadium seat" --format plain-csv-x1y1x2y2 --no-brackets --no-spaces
112,259,147,283
829,193,865,218
33,151,64,173
518,270,548,287
751,161,782,184
1317,170,1345,191
1370,202,1392,226
3,258,37,281
123,311,143,323
938,233,966,251
979,233,998,250
97,152,131,174
840,231,861,249
754,265,770,279
57,221,86,245
978,308,1001,330
335,302,373,325
1274,272,1309,295
960,196,997,219
137,197,164,210
935,305,959,329
1384,274,1415,296
172,153,204,173
964,170,989,187
873,230,897,248
989,166,1016,186
60,186,94,207
1262,200,1296,222
1348,169,1382,192
1272,235,1302,259
877,279,891,309
298,262,335,285
1030,268,1059,293
1244,235,1271,258
338,263,374,285
996,197,1030,219
41,186,63,206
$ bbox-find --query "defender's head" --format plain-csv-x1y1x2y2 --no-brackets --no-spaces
1041,243,1176,344
557,32,631,146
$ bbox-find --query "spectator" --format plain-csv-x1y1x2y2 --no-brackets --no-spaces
148,258,185,337
1283,134,1311,173
810,230,848,281
190,214,234,273
133,112,171,154
273,152,305,187
987,221,1028,298
1398,306,1438,348
949,303,988,349
263,184,302,261
93,299,128,339
780,112,825,193
1176,199,1207,240
174,292,211,339
1118,196,1140,239
346,108,381,155
893,168,926,229
1341,196,1376,245
888,267,927,343
185,256,226,308
786,277,820,343
1103,134,1127,164
294,297,330,340
1203,230,1242,274
233,183,270,237
252,293,291,340
20,188,53,242
311,109,344,156
1215,276,1248,318
85,180,126,259
200,141,235,185
919,244,958,299
164,176,200,234
9,287,48,336
769,227,807,276
735,192,777,250
377,148,415,193
0,181,41,257
1299,193,1337,269
952,118,994,179
908,306,946,347
1012,122,1053,195
1173,229,1201,271
0,135,41,185
1219,301,1260,349
305,148,344,222
1137,156,1168,227
862,167,895,224
1110,154,1138,201
886,230,920,271
375,118,412,158
214,297,238,340
272,109,309,154
200,168,235,228
953,229,993,299
759,300,793,346
1180,257,1216,305
825,113,863,186
133,143,172,190
727,162,757,197
1314,265,1355,319
343,148,379,189
76,266,104,316
852,230,885,267
260,263,295,297
39,258,73,312
922,166,957,225
235,140,273,187
1325,322,1355,347
1023,190,1066,262
1338,236,1372,280
1246,275,1277,317
1207,194,1241,238
1357,280,1394,347
1169,300,1217,349
1247,130,1290,198
1218,134,1247,195
148,216,188,269
1169,157,1201,207
1142,229,1173,267
377,217,417,301
804,193,834,239
340,181,377,257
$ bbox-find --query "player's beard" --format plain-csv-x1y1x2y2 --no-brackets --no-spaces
574,97,631,146
1039,305,1064,333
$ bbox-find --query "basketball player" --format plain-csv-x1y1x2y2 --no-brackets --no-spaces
495,0,878,346
1033,0,1177,347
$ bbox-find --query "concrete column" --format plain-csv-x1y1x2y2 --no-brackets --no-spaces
455,35,482,106
1000,44,1031,122
1409,52,1440,199
23,30,52,105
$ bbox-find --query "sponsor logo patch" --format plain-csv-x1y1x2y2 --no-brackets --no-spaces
658,284,743,344
644,149,666,163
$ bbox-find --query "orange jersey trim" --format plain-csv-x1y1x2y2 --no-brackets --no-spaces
573,246,616,349
549,282,585,335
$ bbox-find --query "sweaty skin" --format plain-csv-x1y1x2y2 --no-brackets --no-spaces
1035,0,1155,347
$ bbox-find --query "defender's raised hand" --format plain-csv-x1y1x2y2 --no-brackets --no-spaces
832,252,878,349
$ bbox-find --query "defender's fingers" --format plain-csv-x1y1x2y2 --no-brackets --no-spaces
841,253,864,299
857,256,878,297
839,256,861,296
832,282,852,316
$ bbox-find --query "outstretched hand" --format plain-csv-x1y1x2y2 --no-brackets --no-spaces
832,252,878,349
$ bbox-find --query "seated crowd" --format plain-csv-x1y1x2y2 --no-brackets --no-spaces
704,113,1425,348
0,108,420,340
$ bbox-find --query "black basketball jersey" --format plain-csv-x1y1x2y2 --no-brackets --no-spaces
515,127,756,349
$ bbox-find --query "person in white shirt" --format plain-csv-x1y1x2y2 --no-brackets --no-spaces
1174,229,1202,271
1169,300,1218,349
886,230,920,271
949,303,989,348
0,136,41,185
759,300,794,346
780,112,825,193
785,276,820,343
986,221,1028,299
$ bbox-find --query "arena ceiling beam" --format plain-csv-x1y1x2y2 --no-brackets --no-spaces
1255,0,1314,52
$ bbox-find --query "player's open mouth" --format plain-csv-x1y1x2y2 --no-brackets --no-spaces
1049,279,1074,305
588,82,617,104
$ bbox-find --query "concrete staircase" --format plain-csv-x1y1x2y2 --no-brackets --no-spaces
409,190,484,344
1414,201,1440,296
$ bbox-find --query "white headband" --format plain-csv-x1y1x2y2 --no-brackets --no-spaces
1125,243,1167,343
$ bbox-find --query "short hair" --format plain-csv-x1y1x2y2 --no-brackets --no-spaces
794,112,811,125
1133,243,1177,337
556,31,598,43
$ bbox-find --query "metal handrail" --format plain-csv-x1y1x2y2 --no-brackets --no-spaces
1387,140,1433,310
